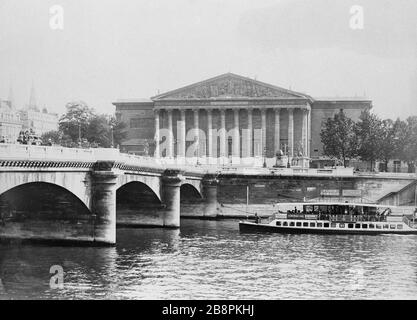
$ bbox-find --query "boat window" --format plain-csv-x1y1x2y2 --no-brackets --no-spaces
369,224,375,229
355,224,361,229
324,223,329,228
296,222,302,227
303,222,308,227
397,224,403,229
376,224,382,229
348,223,354,229
319,206,328,213
317,223,323,228
276,221,281,226
390,224,396,229
339,223,345,228
283,221,288,226
383,224,389,229
331,223,336,228
290,222,295,227
310,222,315,227
362,224,368,229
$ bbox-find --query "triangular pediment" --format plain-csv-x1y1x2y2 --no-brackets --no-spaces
152,73,310,100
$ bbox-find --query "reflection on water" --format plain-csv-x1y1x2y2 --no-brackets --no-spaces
1,219,417,299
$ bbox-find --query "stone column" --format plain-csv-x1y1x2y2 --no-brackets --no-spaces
167,109,173,158
179,109,186,160
193,109,199,159
307,108,311,157
274,108,281,153
261,108,267,159
288,108,294,157
91,163,118,245
246,108,253,158
302,109,307,156
162,169,184,227
203,176,219,217
233,109,240,162
220,109,226,160
154,109,160,158
207,109,213,162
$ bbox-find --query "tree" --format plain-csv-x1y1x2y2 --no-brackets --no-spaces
86,115,111,147
40,130,62,145
110,116,127,147
320,110,357,167
85,115,127,148
59,101,95,144
354,110,383,171
378,118,402,172
397,116,417,173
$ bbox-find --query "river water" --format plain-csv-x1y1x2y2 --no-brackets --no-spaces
0,219,417,300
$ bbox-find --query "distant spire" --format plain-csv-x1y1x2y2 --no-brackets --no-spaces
29,81,37,109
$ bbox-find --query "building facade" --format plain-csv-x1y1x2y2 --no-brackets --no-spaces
0,99,22,142
19,108,59,135
113,73,371,166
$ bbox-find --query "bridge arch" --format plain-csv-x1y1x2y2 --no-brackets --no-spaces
0,171,91,209
116,174,161,201
0,182,93,242
180,183,203,200
116,181,162,205
0,172,91,209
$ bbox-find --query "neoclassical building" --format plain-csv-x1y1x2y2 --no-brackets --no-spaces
113,73,371,167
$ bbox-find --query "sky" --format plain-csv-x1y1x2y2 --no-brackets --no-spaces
0,0,416,119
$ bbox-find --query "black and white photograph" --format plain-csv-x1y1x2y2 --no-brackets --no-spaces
0,0,417,306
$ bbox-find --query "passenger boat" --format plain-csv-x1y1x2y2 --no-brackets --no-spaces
239,202,417,235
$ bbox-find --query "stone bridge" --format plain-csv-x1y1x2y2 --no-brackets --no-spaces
0,145,218,245
1,144,416,245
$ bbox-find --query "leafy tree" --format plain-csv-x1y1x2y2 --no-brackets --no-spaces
397,116,417,173
354,111,384,171
57,101,127,148
40,130,62,145
378,118,402,172
320,109,357,167
86,115,111,147
110,116,127,147
59,101,95,144
85,115,127,148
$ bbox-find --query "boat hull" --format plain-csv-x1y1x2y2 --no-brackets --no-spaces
239,221,417,235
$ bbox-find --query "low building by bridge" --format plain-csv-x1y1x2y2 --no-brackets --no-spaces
113,73,371,167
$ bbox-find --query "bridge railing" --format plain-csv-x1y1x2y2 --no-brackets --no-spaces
0,144,96,161
2,145,415,178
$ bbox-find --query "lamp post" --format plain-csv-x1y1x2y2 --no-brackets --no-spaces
263,147,267,168
110,124,114,148
78,122,81,147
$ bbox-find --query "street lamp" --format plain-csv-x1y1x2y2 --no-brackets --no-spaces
263,147,267,168
110,124,114,148
78,122,81,147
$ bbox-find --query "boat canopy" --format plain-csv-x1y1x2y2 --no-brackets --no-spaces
275,202,413,216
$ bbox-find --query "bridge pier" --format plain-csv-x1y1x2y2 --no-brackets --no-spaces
162,170,184,227
203,177,219,218
91,171,118,245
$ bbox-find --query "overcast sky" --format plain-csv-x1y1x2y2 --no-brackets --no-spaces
1,0,416,119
